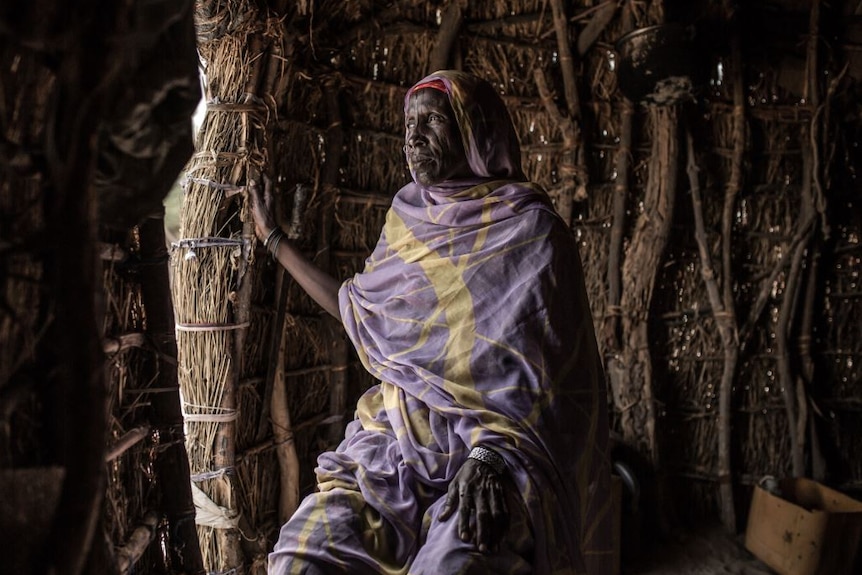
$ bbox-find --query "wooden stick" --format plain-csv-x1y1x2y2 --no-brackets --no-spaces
105,425,151,462
428,1,464,73
535,0,589,224
259,75,303,517
617,106,678,467
685,125,737,532
322,80,349,448
534,68,572,223
102,332,146,354
722,1,744,319
549,0,580,120
271,305,300,523
774,0,821,478
116,511,160,574
799,250,826,480
601,99,632,356
800,0,829,483
136,215,203,574
774,197,814,478
738,223,811,342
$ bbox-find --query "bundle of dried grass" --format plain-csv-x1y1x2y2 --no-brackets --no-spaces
172,1,274,571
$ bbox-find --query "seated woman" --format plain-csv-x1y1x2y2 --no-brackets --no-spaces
251,70,611,575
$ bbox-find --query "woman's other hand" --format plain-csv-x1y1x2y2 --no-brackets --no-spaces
438,457,510,553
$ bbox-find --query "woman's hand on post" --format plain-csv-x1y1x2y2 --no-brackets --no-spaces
246,174,342,319
248,175,278,241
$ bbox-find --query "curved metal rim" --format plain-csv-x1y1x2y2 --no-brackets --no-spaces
614,23,693,52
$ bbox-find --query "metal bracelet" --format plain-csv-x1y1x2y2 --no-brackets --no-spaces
268,229,284,261
263,227,281,248
468,445,507,475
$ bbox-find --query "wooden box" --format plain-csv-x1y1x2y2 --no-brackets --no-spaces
745,477,862,575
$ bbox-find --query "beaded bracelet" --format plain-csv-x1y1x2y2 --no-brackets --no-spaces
468,445,507,475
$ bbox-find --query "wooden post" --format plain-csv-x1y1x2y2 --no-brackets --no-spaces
321,81,349,448
40,1,125,572
116,511,160,574
775,0,821,478
615,106,678,466
601,100,632,360
428,1,464,73
138,215,204,574
534,0,589,225
269,300,300,523
685,126,738,532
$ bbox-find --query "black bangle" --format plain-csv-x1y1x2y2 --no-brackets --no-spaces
468,446,506,475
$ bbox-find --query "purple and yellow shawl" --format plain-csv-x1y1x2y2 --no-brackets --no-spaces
271,71,610,575
337,71,610,572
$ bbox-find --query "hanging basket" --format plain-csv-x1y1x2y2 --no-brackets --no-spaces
615,24,699,106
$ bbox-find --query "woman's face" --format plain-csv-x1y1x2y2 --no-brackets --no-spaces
404,89,472,186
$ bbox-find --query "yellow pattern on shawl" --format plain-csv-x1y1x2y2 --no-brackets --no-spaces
357,189,529,444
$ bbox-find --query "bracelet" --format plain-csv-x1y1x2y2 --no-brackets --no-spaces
468,446,506,476
265,228,285,261
263,227,281,249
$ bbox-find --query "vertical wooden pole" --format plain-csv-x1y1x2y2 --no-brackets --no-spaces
138,214,204,573
685,127,738,531
617,106,678,466
539,0,589,224
601,99,632,372
428,0,464,73
42,1,124,572
775,0,821,478
321,81,348,448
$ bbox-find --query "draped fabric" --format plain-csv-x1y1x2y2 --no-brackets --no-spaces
270,71,611,575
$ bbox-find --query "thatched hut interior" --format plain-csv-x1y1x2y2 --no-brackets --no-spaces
2,0,862,573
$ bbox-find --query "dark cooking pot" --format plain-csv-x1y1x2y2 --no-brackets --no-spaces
615,24,699,105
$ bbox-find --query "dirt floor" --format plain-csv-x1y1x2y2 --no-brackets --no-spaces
625,524,774,575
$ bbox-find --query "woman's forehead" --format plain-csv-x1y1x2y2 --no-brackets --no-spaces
406,88,451,111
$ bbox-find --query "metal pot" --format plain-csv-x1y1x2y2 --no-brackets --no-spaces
615,24,699,105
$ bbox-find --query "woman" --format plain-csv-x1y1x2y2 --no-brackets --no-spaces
255,70,611,575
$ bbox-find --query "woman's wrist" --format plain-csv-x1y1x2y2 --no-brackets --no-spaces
468,445,507,475
263,226,281,246
264,227,285,260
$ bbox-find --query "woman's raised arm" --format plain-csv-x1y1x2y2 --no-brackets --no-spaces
248,177,341,320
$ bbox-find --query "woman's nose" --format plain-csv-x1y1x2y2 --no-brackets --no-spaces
406,127,428,148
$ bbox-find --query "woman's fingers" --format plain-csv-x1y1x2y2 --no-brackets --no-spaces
247,177,277,240
263,174,274,209
475,477,492,551
437,481,459,522
458,484,472,542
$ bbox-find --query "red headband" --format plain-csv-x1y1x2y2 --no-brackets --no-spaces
410,79,448,95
